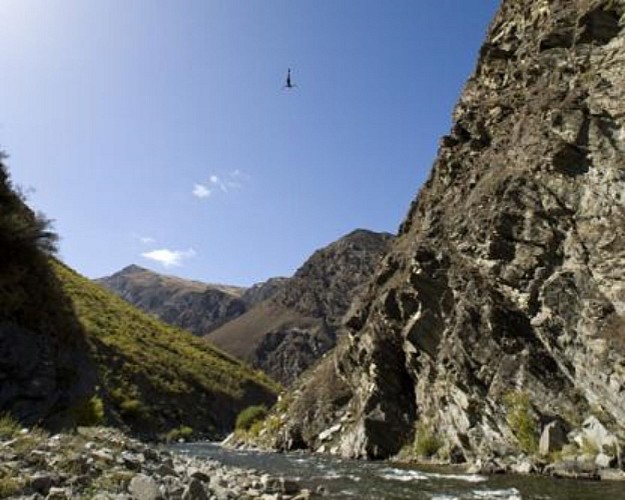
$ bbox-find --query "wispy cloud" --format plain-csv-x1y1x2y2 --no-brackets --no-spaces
210,175,228,192
141,248,196,268
139,236,156,245
192,183,211,199
193,170,249,200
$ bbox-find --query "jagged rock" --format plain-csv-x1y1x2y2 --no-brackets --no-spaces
272,0,625,466
539,421,568,456
128,474,161,500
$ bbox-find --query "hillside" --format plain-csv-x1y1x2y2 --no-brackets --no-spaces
0,155,278,437
97,265,250,336
55,261,279,438
259,0,625,474
207,229,394,385
0,157,97,429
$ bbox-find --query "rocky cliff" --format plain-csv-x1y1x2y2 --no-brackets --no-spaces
269,0,625,469
207,230,394,385
97,265,251,336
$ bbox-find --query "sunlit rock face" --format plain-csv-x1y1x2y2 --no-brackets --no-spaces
276,0,625,461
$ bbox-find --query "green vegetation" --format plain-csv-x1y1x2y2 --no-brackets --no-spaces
0,413,20,439
414,422,443,458
52,261,279,435
71,395,105,426
165,425,194,442
0,477,20,499
0,154,58,258
119,398,147,418
504,390,539,454
236,405,268,432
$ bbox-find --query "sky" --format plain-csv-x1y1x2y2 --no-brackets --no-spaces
0,0,499,286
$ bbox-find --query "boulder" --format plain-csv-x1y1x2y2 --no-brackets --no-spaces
30,473,55,494
128,474,161,500
46,487,70,499
181,478,209,500
595,452,615,469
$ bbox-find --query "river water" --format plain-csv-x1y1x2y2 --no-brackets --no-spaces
171,443,625,499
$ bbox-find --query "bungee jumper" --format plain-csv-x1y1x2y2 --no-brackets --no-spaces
283,68,296,89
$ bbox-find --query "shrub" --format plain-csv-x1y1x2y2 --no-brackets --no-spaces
119,399,146,418
71,395,105,426
235,405,268,432
165,426,194,443
0,477,20,498
0,414,20,440
504,391,538,454
414,422,442,458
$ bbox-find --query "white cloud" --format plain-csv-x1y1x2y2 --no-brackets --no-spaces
141,248,196,268
194,171,249,199
139,236,156,245
193,183,211,198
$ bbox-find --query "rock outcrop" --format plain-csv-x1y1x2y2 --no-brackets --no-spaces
207,230,394,385
271,0,625,467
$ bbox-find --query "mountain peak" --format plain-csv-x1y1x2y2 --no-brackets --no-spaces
119,264,148,275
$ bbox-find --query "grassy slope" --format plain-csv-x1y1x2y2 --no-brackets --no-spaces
53,261,279,438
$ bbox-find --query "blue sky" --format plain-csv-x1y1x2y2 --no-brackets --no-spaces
0,0,499,285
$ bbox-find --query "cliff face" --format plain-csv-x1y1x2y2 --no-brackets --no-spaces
97,265,250,336
275,0,625,463
206,230,394,385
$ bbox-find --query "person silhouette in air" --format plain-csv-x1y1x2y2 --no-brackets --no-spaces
283,68,296,89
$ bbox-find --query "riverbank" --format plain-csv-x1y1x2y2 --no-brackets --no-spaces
224,427,625,484
0,423,310,499
173,441,625,500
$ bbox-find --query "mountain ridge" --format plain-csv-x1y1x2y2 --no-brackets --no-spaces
206,228,395,384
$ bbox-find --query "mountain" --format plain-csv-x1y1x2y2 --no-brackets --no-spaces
0,158,278,437
263,0,625,468
97,265,253,335
206,229,395,385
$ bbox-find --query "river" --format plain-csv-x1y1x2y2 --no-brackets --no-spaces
171,443,625,499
